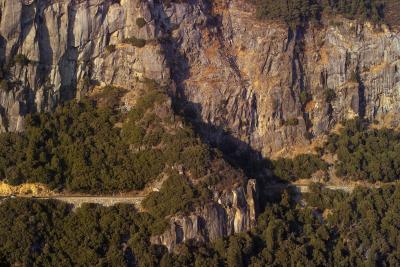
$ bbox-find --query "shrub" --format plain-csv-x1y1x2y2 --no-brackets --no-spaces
324,88,336,103
180,144,210,177
0,80,9,91
124,37,147,48
299,91,312,106
105,44,116,54
136,17,147,28
141,78,158,91
284,118,299,126
273,154,328,181
143,128,164,146
93,85,127,108
81,76,91,89
13,54,30,66
125,125,146,145
349,70,358,83
142,173,197,222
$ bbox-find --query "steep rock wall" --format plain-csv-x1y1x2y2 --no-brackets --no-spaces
0,0,399,154
0,0,169,131
163,0,400,157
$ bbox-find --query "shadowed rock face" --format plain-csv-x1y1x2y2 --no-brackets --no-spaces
150,179,258,252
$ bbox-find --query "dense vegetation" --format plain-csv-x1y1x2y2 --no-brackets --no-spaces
2,184,400,266
226,185,400,266
0,100,133,193
143,173,198,224
252,0,398,27
142,159,246,232
326,119,400,182
271,118,400,183
142,172,206,233
0,83,213,193
272,154,328,181
0,199,165,267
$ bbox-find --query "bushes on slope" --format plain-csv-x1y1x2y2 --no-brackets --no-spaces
0,83,211,193
326,119,400,182
252,0,391,28
272,154,328,181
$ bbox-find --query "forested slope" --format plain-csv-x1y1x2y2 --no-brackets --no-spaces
252,0,400,27
0,82,238,194
1,184,400,266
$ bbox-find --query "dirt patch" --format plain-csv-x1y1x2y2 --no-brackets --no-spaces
0,182,54,196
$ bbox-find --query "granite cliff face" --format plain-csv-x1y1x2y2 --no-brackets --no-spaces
0,0,169,131
168,0,400,157
1,0,399,157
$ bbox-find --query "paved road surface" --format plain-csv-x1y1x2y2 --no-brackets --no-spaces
0,195,145,209
0,183,387,208
265,184,360,193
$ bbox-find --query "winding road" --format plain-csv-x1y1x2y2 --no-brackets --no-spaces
0,195,146,209
0,182,390,208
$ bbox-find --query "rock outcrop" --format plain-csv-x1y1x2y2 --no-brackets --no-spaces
150,179,258,251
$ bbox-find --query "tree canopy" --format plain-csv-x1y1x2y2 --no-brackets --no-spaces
0,84,213,194
2,184,400,266
252,0,396,28
325,119,400,182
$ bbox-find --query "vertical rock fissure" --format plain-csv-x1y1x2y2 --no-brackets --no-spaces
292,27,313,135
59,1,77,102
153,4,189,99
356,65,366,118
8,1,23,67
35,3,53,112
